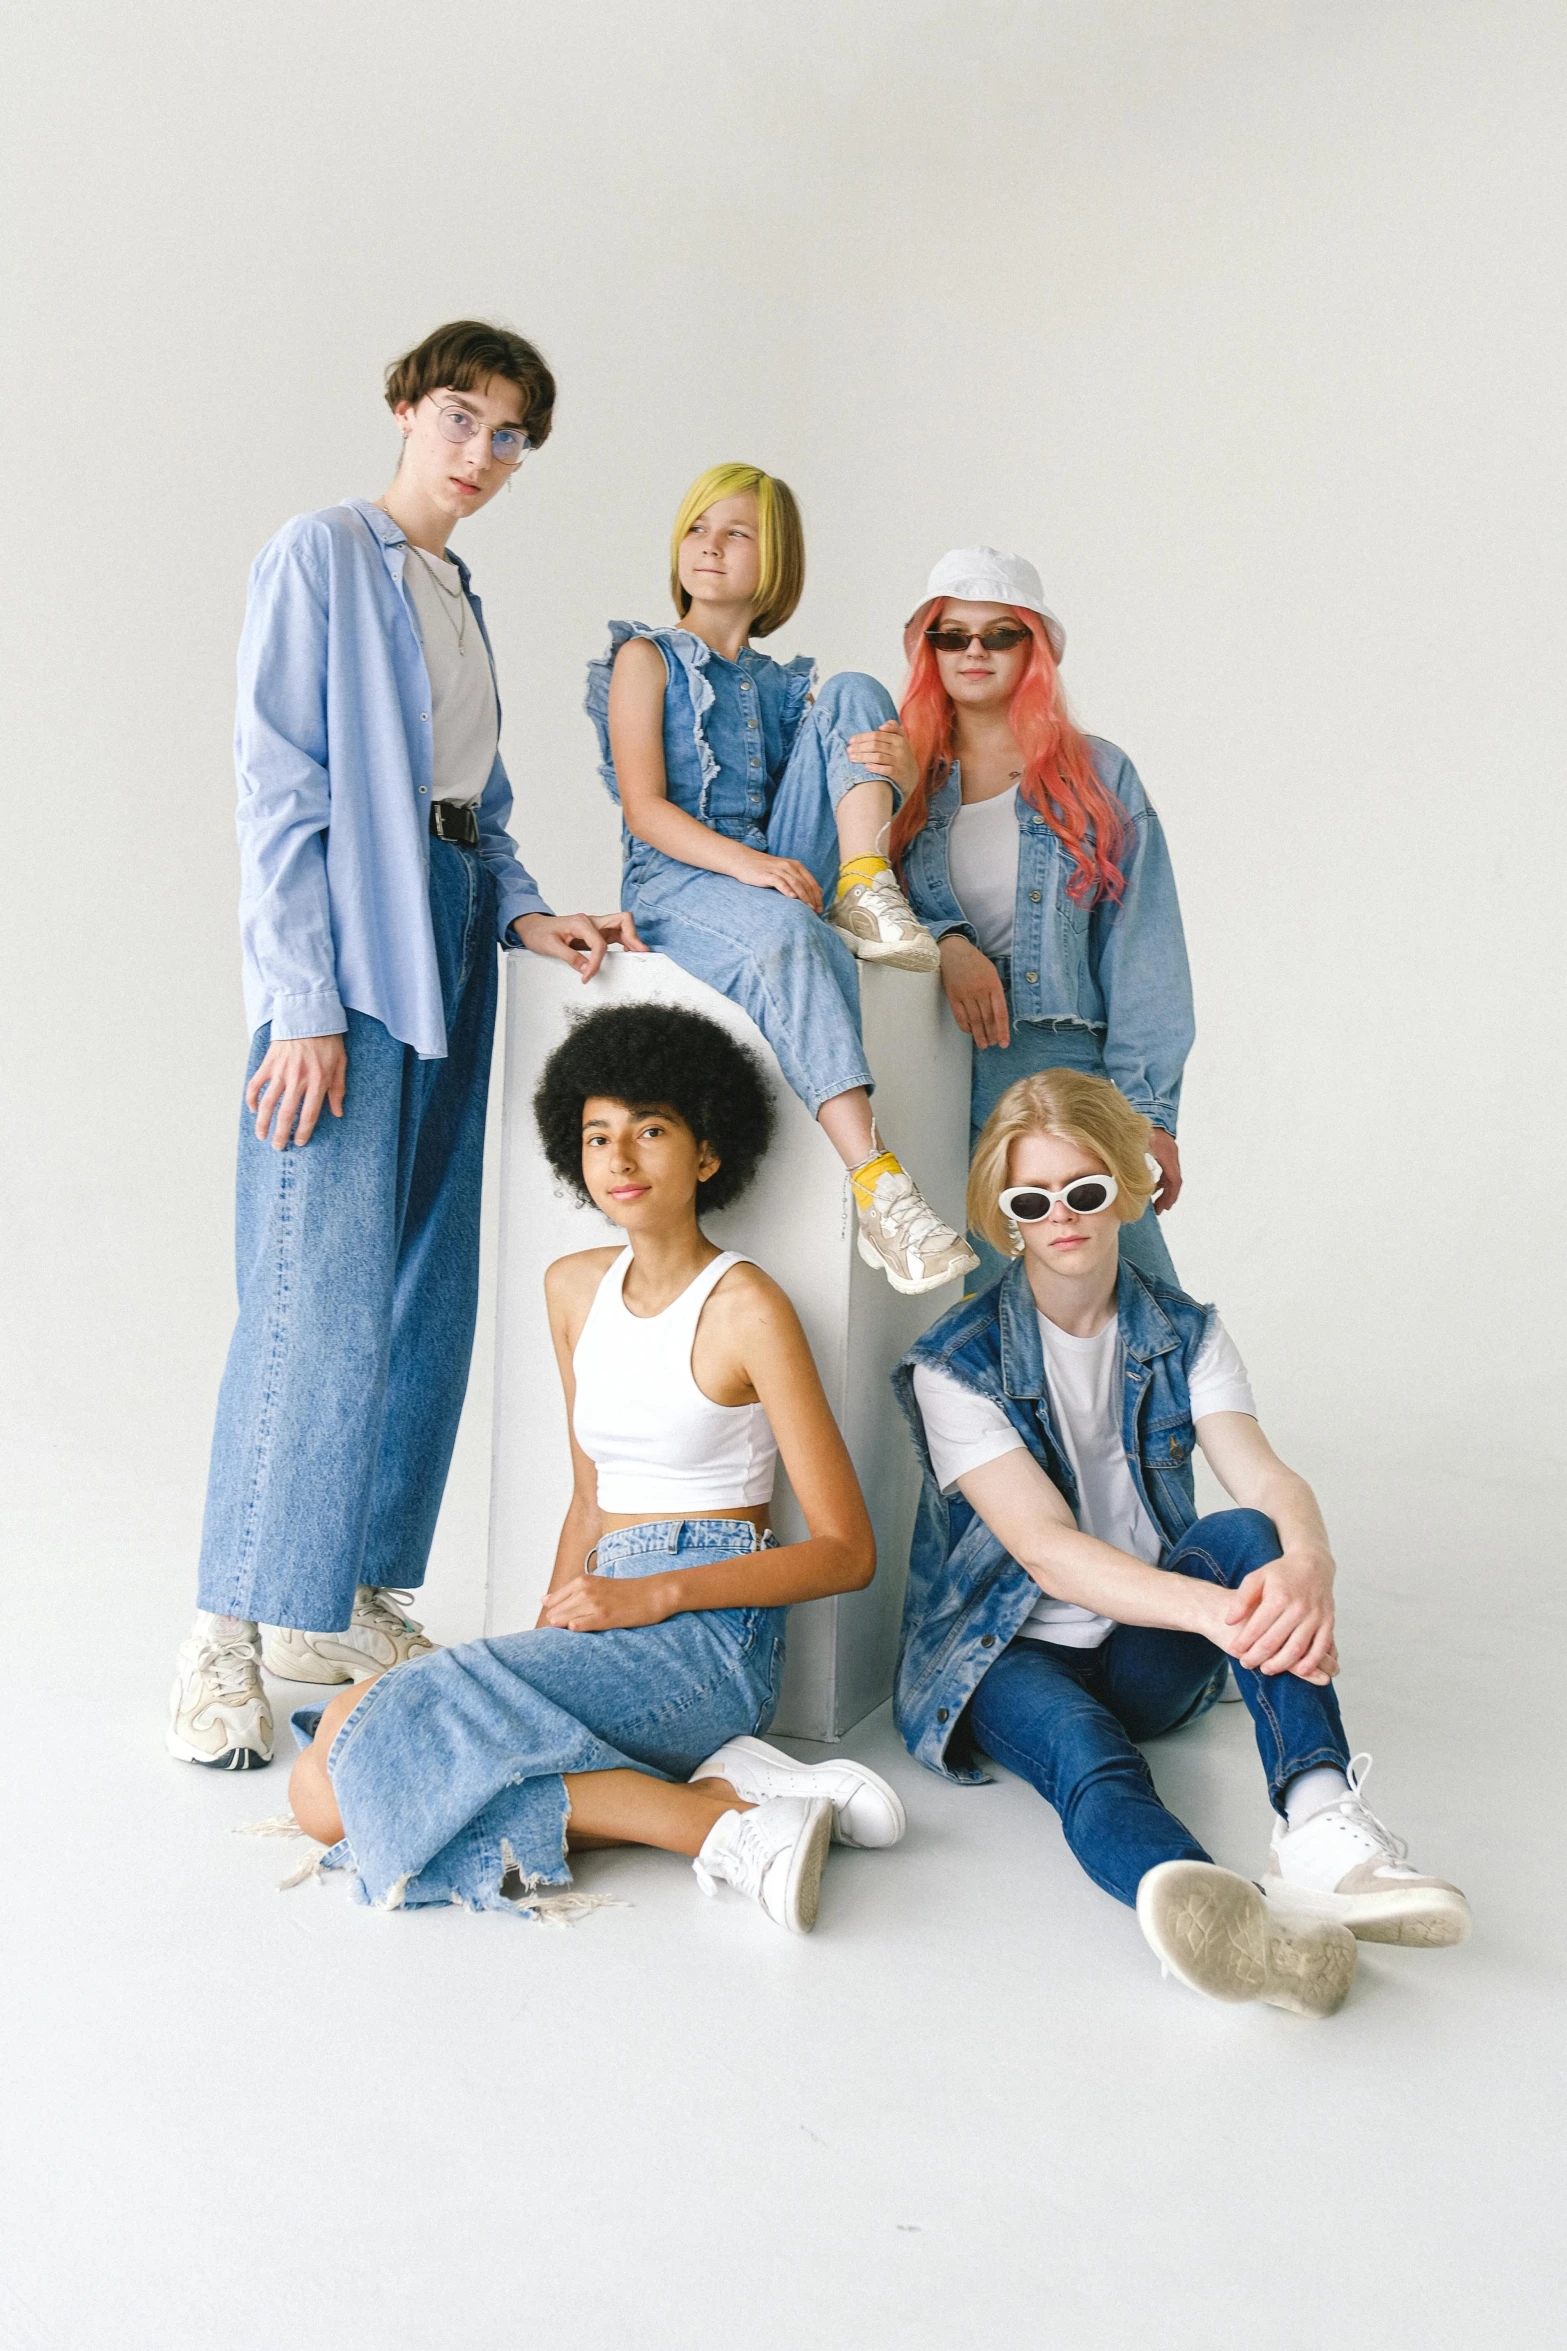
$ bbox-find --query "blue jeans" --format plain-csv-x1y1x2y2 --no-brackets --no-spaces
301,1520,787,1912
967,1003,1179,1290
964,1510,1350,1907
624,672,899,1115
197,840,498,1632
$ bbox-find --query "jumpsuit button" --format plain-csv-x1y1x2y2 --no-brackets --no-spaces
420,712,430,722
980,1634,996,1648
419,785,428,794
936,1706,950,1723
1025,971,1038,984
1029,890,1042,903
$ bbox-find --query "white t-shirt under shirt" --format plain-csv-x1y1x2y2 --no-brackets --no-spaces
912,1311,1256,1648
946,782,1020,959
402,546,500,804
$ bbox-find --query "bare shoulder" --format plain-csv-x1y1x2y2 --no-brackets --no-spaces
706,1259,808,1346
612,635,668,685
545,1246,621,1320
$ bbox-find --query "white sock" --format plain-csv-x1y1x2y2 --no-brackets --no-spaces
194,1609,258,1644
1283,1765,1351,1829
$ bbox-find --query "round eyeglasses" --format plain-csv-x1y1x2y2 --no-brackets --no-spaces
999,1175,1119,1222
431,400,530,469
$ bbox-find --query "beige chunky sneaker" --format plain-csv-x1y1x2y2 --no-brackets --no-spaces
828,871,941,970
1137,1859,1358,2017
1263,1755,1471,1947
167,1622,273,1769
857,1169,979,1296
260,1586,438,1685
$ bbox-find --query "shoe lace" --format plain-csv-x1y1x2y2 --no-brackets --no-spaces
692,1810,769,1901
1336,1753,1409,1863
355,1586,425,1638
860,872,913,919
871,1172,953,1253
199,1633,261,1700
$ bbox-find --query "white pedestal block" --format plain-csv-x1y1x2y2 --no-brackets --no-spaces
486,948,971,1739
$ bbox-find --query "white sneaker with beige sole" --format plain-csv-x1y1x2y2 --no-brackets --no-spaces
1263,1755,1471,1947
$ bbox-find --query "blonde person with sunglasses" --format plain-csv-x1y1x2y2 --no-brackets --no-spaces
169,321,644,1775
892,1067,1469,2017
849,549,1194,1291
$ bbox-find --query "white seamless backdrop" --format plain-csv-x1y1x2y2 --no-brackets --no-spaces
2,1,1563,1632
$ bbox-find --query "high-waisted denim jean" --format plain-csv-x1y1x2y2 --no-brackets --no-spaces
300,1519,787,1913
197,839,497,1632
965,1509,1350,1907
967,991,1179,1291
624,672,900,1115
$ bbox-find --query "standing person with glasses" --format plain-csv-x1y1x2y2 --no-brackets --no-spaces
845,548,1194,1290
169,320,645,1772
893,1067,1470,2016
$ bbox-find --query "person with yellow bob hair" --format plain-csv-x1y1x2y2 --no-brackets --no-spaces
893,1066,1469,2018
585,463,978,1298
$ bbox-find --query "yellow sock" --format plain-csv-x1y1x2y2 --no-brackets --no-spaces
836,853,892,900
849,1147,903,1208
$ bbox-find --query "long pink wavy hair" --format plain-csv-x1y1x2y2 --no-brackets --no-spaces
890,602,1129,906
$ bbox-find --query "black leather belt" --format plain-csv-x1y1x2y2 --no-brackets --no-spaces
429,800,480,848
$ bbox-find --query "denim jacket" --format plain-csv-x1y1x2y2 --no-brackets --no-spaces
890,1253,1217,1783
584,623,816,883
899,739,1194,1133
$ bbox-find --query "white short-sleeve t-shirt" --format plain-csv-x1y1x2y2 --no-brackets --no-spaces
912,1309,1255,1648
946,783,1020,960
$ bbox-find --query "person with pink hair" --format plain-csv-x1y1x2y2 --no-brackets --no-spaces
849,549,1194,1289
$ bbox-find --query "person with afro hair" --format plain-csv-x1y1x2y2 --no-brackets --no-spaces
288,1003,909,1935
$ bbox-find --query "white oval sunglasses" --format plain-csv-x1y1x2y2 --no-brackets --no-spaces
998,1174,1120,1222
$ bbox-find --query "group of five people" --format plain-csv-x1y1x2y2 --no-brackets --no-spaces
170,318,1467,2016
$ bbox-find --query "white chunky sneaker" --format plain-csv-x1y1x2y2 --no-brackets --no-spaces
1137,1859,1357,2017
692,1796,834,1934
828,872,941,971
693,1735,907,1849
260,1586,437,1685
167,1624,273,1769
1264,1754,1471,1947
857,1170,979,1296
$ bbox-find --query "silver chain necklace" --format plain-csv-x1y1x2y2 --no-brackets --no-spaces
408,543,468,656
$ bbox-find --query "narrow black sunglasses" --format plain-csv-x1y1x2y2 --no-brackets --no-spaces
924,623,1033,654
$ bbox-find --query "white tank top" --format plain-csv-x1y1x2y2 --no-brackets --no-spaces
571,1249,779,1513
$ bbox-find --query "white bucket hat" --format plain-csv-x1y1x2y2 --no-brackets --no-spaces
905,546,1065,661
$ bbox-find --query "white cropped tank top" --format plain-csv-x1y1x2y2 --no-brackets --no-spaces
571,1249,779,1513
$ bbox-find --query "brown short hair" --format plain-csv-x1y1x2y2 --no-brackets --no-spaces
966,1067,1157,1257
384,320,557,451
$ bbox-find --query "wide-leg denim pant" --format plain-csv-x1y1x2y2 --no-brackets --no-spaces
197,841,497,1632
301,1520,787,1913
965,1509,1351,1907
967,996,1179,1291
624,672,899,1115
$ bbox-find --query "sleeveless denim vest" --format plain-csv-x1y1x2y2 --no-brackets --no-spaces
584,622,816,883
891,1253,1217,1783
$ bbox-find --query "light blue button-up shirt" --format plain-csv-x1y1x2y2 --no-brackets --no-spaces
235,497,551,1060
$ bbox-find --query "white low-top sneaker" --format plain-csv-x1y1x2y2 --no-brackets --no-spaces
857,1170,979,1297
692,1796,834,1934
167,1626,273,1769
261,1586,437,1685
828,872,941,971
693,1735,907,1849
1137,1858,1358,2017
1264,1754,1471,1947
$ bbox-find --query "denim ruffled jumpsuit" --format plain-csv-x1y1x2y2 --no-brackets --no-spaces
584,624,901,1115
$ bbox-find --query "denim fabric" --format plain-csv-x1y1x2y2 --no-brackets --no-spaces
305,1519,787,1913
197,841,498,1631
585,630,902,1114
236,498,549,1058
899,747,1193,1133
966,1508,1351,1906
966,997,1178,1291
892,1254,1215,1781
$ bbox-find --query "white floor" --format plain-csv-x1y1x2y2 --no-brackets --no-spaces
3,1454,1561,2351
